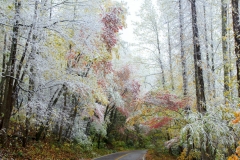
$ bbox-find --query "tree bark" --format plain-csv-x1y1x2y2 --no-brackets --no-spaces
167,18,174,91
0,0,21,132
222,0,230,103
227,3,234,99
190,0,206,113
156,32,166,90
0,32,7,112
231,0,240,98
58,86,67,142
203,4,211,99
210,3,216,98
23,0,39,147
179,0,188,96
190,1,208,159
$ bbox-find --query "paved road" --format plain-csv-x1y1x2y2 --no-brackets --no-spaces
93,150,147,160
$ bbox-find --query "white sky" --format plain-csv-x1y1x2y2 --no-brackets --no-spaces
117,0,143,43
115,0,158,92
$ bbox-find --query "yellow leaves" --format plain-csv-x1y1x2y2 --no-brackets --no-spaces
88,108,94,117
232,111,240,124
236,146,240,157
222,36,227,41
177,148,196,160
104,0,113,8
228,154,238,160
231,114,240,160
234,111,240,118
7,5,13,10
93,88,108,106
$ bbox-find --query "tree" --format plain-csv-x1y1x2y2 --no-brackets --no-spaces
179,0,188,96
134,0,166,90
231,0,240,98
190,0,206,113
222,0,230,102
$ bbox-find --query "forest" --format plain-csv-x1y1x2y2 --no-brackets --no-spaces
0,0,240,160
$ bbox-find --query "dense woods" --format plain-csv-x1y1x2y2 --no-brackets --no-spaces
1,0,240,160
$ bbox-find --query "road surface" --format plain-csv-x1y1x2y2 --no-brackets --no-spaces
93,150,147,160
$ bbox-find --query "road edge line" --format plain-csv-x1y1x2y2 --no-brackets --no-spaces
142,150,148,160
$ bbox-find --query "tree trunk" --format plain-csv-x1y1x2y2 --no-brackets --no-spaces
58,87,67,142
23,0,39,147
167,18,174,91
35,84,65,140
0,0,21,134
231,0,240,98
167,132,173,155
222,0,230,103
97,134,101,149
190,0,206,113
190,1,208,159
65,95,78,138
179,0,188,96
228,4,234,99
203,4,211,99
0,32,7,112
156,32,166,90
210,2,216,98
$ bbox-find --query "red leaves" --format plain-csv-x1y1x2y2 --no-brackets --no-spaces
93,60,113,75
144,117,172,129
130,80,140,98
101,7,124,52
117,107,130,117
116,65,131,82
144,92,187,111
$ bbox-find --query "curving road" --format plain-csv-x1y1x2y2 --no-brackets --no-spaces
93,150,147,160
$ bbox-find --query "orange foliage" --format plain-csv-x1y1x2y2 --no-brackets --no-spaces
232,111,240,124
228,110,240,159
228,154,238,160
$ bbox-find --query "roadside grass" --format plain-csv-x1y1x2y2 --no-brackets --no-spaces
0,137,122,160
145,149,177,160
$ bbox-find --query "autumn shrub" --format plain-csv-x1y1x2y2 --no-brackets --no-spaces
228,111,240,160
180,105,237,159
112,140,126,148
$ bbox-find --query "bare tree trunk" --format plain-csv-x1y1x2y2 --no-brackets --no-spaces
50,0,53,20
0,0,21,133
167,18,174,91
210,2,216,98
203,4,211,99
231,0,240,98
23,0,39,147
190,1,207,159
156,33,166,90
190,0,206,113
222,0,230,103
228,9,234,99
35,84,65,141
0,32,7,112
58,87,67,142
179,0,188,96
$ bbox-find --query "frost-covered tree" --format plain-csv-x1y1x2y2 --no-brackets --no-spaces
0,0,128,147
